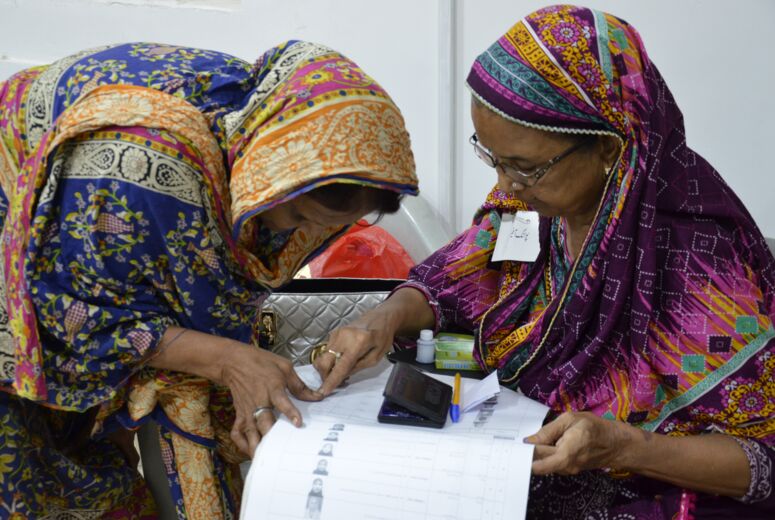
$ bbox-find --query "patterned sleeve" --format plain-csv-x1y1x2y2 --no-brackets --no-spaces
732,437,774,504
394,209,504,333
28,132,258,411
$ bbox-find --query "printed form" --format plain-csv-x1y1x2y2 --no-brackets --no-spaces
241,361,549,520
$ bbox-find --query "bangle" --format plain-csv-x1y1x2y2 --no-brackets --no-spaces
731,436,772,503
602,466,632,479
157,328,189,356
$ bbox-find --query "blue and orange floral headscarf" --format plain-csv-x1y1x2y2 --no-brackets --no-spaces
0,40,418,401
221,41,418,287
0,41,418,518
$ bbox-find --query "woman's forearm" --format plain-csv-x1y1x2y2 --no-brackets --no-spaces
381,287,436,337
147,327,239,385
618,426,750,498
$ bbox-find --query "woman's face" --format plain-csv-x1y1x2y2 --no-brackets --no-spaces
471,100,619,221
259,193,370,233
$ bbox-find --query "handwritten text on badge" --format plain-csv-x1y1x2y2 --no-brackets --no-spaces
492,211,541,262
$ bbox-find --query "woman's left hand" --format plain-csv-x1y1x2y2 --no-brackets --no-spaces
524,411,632,475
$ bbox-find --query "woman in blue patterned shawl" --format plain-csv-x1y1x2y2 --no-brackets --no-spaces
0,41,418,518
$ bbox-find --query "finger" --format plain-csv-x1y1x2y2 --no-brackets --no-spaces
532,449,578,476
286,370,324,402
313,351,337,380
319,350,359,397
531,452,562,475
531,444,557,461
351,334,393,372
246,425,262,458
270,390,304,427
351,347,383,373
254,408,276,438
230,423,251,458
524,412,573,446
313,327,347,378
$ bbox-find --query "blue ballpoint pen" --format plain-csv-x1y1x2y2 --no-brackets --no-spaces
450,372,461,423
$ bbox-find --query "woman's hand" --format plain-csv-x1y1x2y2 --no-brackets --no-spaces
524,411,752,498
149,328,323,458
220,342,323,458
313,308,399,396
314,288,436,396
524,411,631,475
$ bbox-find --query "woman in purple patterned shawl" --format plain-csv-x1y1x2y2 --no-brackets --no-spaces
315,5,775,519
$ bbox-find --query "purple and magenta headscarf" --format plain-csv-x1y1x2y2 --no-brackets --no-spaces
467,4,775,440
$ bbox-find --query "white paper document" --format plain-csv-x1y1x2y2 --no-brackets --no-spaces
241,362,549,520
461,371,501,413
492,211,541,263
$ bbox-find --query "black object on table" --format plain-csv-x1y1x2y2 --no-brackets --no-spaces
386,348,487,380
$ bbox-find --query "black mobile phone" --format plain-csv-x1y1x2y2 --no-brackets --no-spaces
381,361,452,427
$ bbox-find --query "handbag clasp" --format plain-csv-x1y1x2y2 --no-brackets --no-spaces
259,310,277,347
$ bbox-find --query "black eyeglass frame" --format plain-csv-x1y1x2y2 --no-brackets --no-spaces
469,133,590,184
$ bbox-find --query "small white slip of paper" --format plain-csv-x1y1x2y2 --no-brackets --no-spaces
295,364,323,391
492,211,541,263
297,362,503,414
461,370,501,412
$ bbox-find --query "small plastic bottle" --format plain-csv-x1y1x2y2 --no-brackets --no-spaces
416,329,436,364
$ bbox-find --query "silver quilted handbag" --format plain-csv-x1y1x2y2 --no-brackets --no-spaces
259,279,403,365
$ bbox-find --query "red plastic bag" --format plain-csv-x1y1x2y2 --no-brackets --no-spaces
309,222,414,279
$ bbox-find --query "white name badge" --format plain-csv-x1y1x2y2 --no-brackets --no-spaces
492,211,541,263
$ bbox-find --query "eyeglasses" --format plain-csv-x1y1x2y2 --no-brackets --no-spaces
469,133,589,185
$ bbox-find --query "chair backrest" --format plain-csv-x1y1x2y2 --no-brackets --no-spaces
375,195,454,263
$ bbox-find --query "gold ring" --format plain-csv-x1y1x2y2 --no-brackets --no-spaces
309,343,343,364
252,406,273,421
310,343,328,364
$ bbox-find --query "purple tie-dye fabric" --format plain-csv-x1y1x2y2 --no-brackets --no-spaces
403,5,775,517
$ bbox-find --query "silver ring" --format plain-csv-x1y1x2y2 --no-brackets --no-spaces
253,406,273,421
511,181,518,190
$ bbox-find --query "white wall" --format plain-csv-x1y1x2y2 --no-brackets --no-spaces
0,0,444,228
2,0,774,238
453,0,775,237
